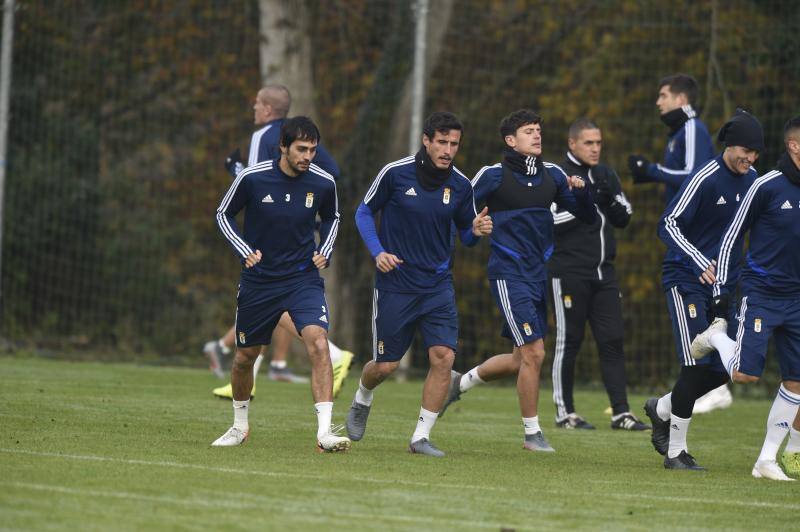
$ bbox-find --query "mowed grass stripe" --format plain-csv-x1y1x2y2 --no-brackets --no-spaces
1,356,798,531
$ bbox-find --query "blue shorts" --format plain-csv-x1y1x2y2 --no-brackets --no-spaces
235,278,329,348
372,286,458,362
489,278,546,347
665,285,729,371
734,295,800,381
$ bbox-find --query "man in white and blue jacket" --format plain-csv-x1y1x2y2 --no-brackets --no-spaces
643,110,763,471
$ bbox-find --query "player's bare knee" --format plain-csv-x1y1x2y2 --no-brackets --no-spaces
732,371,759,384
233,347,259,370
783,380,800,394
374,360,400,379
519,344,544,367
428,346,455,369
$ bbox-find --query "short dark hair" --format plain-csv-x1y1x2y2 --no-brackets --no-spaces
500,109,542,139
658,74,699,106
422,111,463,140
568,117,600,140
280,116,320,148
784,115,800,143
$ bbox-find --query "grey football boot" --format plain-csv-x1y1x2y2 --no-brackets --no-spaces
409,438,446,457
523,431,555,452
346,400,371,441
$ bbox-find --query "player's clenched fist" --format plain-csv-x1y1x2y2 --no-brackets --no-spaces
472,206,493,236
375,251,403,273
312,251,328,270
566,175,586,190
244,250,262,268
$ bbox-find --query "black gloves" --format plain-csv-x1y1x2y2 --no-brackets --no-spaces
594,178,613,206
710,293,730,320
224,148,244,177
628,155,651,183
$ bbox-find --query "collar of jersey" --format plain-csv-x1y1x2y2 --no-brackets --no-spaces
778,152,800,185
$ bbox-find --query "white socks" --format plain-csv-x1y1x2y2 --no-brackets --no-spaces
315,401,333,439
786,427,800,453
253,354,266,377
328,340,343,365
460,367,485,393
355,380,374,407
710,332,737,378
232,399,249,431
411,407,438,442
522,416,541,435
657,393,672,420
757,384,800,462
219,338,232,355
668,414,691,459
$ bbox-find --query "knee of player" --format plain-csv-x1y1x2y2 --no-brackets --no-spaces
309,335,329,357
233,347,259,367
732,370,759,384
374,360,401,378
519,343,545,367
428,346,455,367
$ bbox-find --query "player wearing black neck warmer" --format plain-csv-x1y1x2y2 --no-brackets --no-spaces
349,112,491,457
439,109,596,453
628,74,714,206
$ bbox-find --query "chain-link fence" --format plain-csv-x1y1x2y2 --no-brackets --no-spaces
3,0,797,389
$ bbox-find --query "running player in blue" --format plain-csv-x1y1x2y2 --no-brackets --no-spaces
692,115,800,480
439,109,596,452
641,110,763,471
206,84,354,400
346,112,492,457
210,116,350,452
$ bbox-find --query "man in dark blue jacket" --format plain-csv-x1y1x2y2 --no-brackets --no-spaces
692,115,800,480
210,117,350,452
439,109,596,453
643,110,763,471
345,112,492,457
205,85,353,400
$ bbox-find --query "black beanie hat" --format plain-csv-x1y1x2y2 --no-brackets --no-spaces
718,108,765,152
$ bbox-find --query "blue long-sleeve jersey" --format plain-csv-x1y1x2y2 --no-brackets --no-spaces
658,155,757,292
249,119,340,179
468,161,596,282
356,155,477,293
647,108,714,205
716,164,800,298
216,160,339,285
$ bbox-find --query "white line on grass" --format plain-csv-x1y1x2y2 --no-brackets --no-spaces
0,447,504,492
4,447,798,513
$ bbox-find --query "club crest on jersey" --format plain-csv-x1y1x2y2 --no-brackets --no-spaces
238,331,246,344
305,192,314,208
443,187,451,204
688,304,697,318
754,319,762,333
564,295,572,309
523,323,533,336
377,341,384,355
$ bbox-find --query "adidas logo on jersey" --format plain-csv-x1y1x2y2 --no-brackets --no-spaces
405,187,417,196
716,196,726,205
319,315,328,323
262,194,274,203
781,200,793,209
775,421,789,429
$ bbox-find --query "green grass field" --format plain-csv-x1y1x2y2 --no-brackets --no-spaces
1,356,797,531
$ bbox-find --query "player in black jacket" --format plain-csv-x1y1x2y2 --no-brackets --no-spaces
548,118,649,431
